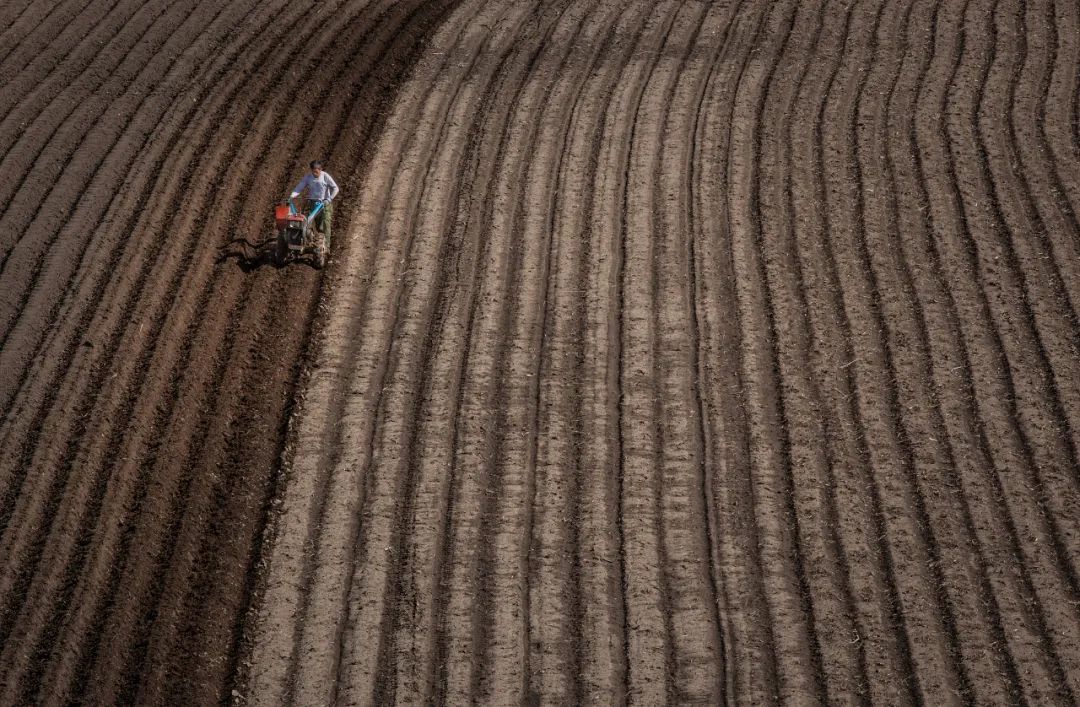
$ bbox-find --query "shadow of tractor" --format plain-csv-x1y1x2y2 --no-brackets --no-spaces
216,236,277,271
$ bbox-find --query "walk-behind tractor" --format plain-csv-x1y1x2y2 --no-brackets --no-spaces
274,201,327,269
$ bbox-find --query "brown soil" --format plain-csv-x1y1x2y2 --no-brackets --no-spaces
4,0,1080,705
0,0,455,703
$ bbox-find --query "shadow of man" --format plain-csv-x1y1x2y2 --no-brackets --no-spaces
216,236,278,272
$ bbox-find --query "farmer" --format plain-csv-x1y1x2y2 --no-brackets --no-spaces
289,160,339,247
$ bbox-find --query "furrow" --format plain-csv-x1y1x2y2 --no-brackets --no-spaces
0,0,282,637
857,0,1020,701
691,0,779,700
145,4,460,702
0,0,176,227
820,0,968,700
728,0,837,699
788,2,919,701
915,0,1080,700
611,2,693,702
756,0,868,701
893,0,1073,703
630,1,725,703
381,7,535,700
1013,0,1080,327
54,5,424,700
526,3,652,703
425,3,583,702
241,3,487,700
1046,0,1080,219
644,1,729,703
335,3,551,703
980,0,1080,554
566,3,680,701
0,0,378,695
0,0,227,356
467,3,616,702
249,4,507,704
0,0,106,88
957,0,1080,609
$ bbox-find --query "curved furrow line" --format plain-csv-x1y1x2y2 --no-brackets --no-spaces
242,4,490,701
1013,0,1080,326
0,0,335,628
558,6,670,702
992,0,1080,496
425,8,570,695
692,0,779,700
470,3,626,702
334,3,576,703
0,0,234,375
31,0,409,694
686,1,765,703
673,1,761,702
892,1,1071,702
649,2,732,703
0,0,291,433
728,0,835,699
981,0,1080,488
964,0,1080,691
790,1,919,701
0,0,285,530
916,0,1080,701
821,0,970,701
653,2,738,701
607,3,694,702
0,0,231,347
0,0,175,219
395,1,626,703
421,4,586,702
0,0,126,102
0,6,313,643
50,5,429,701
271,5,510,704
1046,0,1080,200
379,7,548,701
857,0,1022,701
955,0,1080,606
0,0,47,39
525,5,647,701
0,0,105,88
0,0,380,695
756,0,867,701
140,5,460,702
314,6,521,702
0,0,285,619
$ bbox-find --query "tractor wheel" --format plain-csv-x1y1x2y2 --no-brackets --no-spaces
274,230,288,265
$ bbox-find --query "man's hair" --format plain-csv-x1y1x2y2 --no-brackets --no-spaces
310,160,323,169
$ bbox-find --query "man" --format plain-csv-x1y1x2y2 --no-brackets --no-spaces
290,160,339,248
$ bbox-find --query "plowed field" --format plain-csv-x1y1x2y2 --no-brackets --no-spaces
4,0,1080,704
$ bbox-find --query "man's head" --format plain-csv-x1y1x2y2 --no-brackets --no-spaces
310,160,323,177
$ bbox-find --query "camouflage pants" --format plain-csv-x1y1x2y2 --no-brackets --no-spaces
304,199,333,247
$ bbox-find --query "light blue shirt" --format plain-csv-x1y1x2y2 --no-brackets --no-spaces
291,171,339,201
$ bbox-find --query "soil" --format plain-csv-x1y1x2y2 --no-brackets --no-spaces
3,0,1080,704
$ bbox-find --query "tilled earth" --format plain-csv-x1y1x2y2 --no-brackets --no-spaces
3,0,1080,705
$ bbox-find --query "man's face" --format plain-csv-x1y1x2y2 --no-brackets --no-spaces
312,167,322,178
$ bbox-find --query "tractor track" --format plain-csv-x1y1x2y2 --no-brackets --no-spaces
4,0,1080,704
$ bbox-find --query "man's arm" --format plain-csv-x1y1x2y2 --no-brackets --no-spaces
325,173,339,202
289,175,310,199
